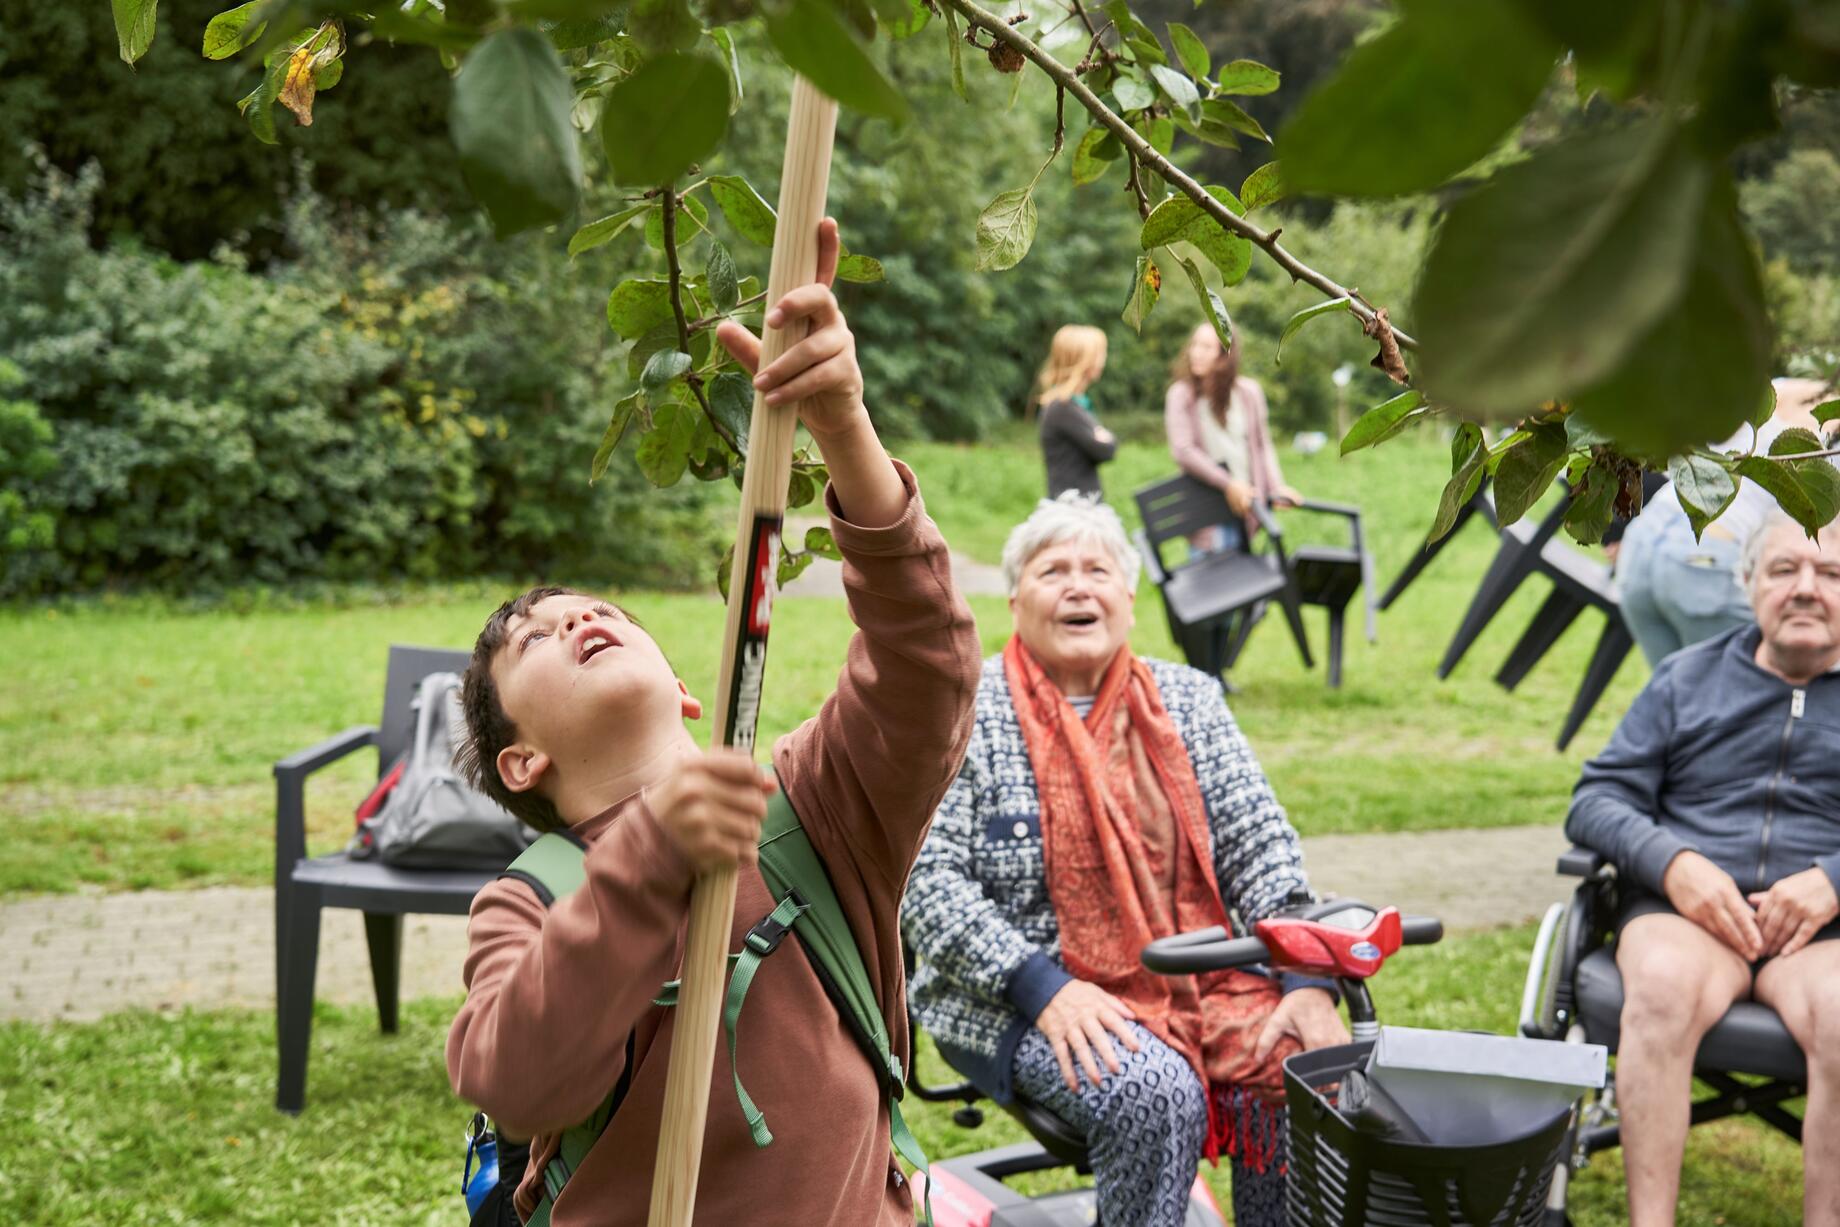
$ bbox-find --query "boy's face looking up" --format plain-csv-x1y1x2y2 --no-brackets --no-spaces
488,592,702,813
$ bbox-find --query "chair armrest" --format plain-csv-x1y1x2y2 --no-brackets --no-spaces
275,725,378,778
274,725,377,880
1134,528,1169,587
1297,498,1360,519
1250,501,1283,541
1556,844,1610,879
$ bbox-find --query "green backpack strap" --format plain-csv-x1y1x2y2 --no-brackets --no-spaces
497,832,624,1227
725,789,933,1222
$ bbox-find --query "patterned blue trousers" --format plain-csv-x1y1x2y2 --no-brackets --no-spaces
1010,1021,1289,1226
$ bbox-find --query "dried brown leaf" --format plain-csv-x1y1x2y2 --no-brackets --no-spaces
1364,306,1411,386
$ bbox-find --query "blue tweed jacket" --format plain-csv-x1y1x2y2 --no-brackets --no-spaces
900,653,1316,1102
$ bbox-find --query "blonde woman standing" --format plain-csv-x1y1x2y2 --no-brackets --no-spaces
1036,325,1117,499
1165,324,1302,552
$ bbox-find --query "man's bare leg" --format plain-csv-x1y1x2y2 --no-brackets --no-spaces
1615,913,1753,1227
1755,939,1840,1227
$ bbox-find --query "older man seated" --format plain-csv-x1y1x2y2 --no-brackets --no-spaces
1567,511,1840,1227
902,493,1346,1227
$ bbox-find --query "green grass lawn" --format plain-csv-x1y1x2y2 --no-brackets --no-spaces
0,924,1802,1225
0,427,1642,895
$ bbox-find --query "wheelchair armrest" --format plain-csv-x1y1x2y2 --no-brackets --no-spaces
1556,844,1610,880
274,725,378,875
1133,528,1169,587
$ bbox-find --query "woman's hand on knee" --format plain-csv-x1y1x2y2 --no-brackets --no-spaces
1035,980,1141,1092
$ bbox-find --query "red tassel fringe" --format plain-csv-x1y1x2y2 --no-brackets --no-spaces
1205,1083,1288,1177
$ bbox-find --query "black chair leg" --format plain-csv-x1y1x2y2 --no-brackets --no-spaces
1278,585,1314,669
1325,606,1345,689
1438,541,1538,679
1377,488,1490,610
364,911,404,1035
277,885,323,1114
1223,606,1260,671
1557,619,1635,751
1494,590,1584,692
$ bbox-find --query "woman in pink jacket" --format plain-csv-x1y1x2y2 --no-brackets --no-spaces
1164,324,1302,553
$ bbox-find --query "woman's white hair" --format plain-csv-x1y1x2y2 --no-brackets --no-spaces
1000,491,1141,596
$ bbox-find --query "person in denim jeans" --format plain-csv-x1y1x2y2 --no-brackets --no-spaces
1617,379,1833,665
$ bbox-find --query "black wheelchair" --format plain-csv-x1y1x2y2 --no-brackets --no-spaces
1519,845,1808,1223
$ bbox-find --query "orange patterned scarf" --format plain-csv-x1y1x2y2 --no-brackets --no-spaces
1003,636,1292,1165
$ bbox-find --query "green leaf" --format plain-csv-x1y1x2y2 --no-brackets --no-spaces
706,241,740,310
1277,297,1352,365
1750,380,1778,431
1072,127,1116,186
1202,98,1268,143
1121,252,1161,333
641,349,693,391
1430,423,1488,541
1415,119,1710,420
1133,114,1176,157
765,0,908,122
889,0,931,39
1566,179,1774,454
942,3,969,102
203,3,262,59
1113,75,1155,111
643,194,709,251
1492,422,1571,526
1140,196,1203,248
1140,188,1249,285
636,400,697,487
1770,428,1826,460
236,48,289,146
1735,455,1822,536
629,0,700,55
707,175,777,246
451,29,582,238
1127,37,1167,67
1279,0,1557,196
1168,23,1209,80
1340,390,1425,455
804,525,841,560
1213,58,1280,95
113,0,159,65
835,252,885,283
1563,464,1617,545
707,370,755,456
975,187,1037,272
591,389,644,484
1668,453,1738,538
1815,400,1840,426
1239,162,1285,211
568,204,650,256
709,27,744,110
786,468,817,510
1168,249,1231,352
606,278,674,339
1149,64,1201,117
600,52,730,187
548,15,625,52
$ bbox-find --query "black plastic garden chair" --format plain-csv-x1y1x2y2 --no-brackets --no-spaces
1133,473,1312,684
1282,497,1378,689
273,643,492,1113
1435,483,1632,749
1377,478,1498,611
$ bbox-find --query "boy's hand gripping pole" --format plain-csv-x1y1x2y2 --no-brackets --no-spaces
646,74,838,1227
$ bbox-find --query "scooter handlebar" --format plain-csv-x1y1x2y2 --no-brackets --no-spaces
1139,903,1444,977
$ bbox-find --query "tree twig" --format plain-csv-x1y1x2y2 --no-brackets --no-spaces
939,0,1419,351
662,185,744,458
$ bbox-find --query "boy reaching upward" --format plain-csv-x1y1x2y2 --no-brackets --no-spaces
446,220,979,1224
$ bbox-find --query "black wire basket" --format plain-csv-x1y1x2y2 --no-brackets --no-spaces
1283,1041,1574,1227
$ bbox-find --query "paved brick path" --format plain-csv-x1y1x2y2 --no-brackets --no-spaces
0,824,1570,1025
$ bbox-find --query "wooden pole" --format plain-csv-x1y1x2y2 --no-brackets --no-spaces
646,74,838,1227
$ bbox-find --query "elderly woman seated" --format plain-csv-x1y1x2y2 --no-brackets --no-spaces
902,493,1347,1227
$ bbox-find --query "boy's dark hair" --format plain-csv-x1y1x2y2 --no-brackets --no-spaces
457,585,642,835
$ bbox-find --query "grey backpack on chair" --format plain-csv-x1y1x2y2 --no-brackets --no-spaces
359,670,535,870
